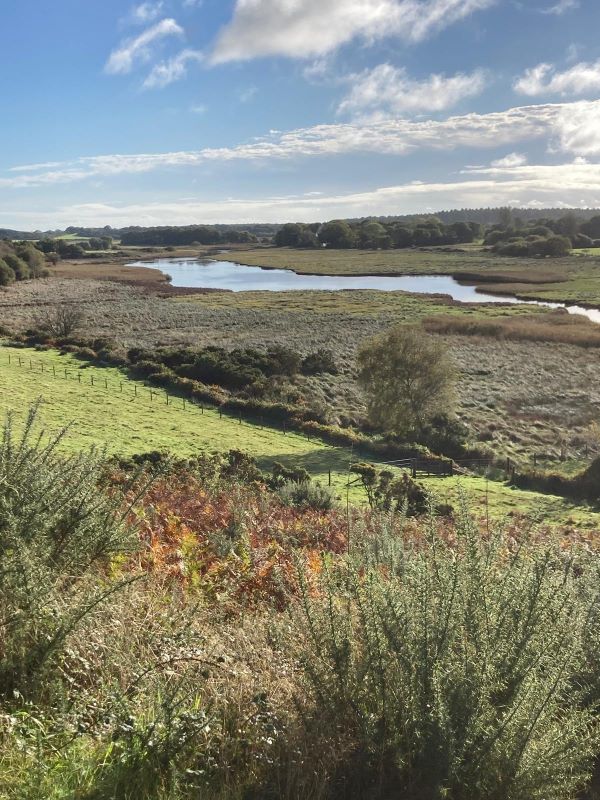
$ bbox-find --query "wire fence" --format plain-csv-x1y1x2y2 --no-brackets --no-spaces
0,350,510,487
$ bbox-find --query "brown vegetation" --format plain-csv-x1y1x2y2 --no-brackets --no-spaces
423,309,600,348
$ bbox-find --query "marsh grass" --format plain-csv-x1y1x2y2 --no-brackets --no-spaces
423,310,600,348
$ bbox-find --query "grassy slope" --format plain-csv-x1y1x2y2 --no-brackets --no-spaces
0,343,597,527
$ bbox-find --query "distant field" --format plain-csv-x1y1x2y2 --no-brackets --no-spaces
0,343,597,527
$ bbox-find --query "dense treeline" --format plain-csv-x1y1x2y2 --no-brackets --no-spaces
120,225,259,247
275,218,482,249
0,240,48,285
6,207,600,244
484,211,600,257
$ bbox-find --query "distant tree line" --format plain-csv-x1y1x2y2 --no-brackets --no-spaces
483,211,600,257
35,237,113,259
119,226,259,247
275,218,482,250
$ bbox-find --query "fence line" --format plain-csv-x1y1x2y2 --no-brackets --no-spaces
0,350,508,487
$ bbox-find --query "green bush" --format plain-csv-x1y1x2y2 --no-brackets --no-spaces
0,405,138,700
0,258,16,286
277,480,338,511
288,511,599,799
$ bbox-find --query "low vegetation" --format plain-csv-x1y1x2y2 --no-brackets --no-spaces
2,414,600,799
423,309,600,348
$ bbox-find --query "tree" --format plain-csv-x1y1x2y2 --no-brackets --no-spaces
275,223,304,247
581,215,600,239
35,304,85,337
357,220,390,249
0,259,16,286
357,325,456,437
318,220,356,249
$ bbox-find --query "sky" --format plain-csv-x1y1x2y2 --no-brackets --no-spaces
1,0,600,229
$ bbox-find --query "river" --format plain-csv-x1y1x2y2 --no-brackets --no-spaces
128,257,600,324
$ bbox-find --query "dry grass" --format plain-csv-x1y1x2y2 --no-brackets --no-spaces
423,310,600,348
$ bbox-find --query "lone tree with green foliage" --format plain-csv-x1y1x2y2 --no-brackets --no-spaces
357,325,456,437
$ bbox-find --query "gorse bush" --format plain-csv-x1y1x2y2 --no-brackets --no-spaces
288,507,599,800
0,405,138,700
277,479,338,511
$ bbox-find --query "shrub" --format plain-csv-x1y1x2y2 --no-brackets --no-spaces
301,349,339,375
287,512,599,799
277,480,338,511
0,406,138,700
0,259,16,286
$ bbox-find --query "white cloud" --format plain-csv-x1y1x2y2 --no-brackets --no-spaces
105,19,184,75
338,64,487,117
515,60,600,97
4,101,600,190
490,152,527,167
554,101,600,156
189,103,208,114
5,162,600,229
211,0,496,63
541,0,579,15
143,48,203,88
131,2,165,24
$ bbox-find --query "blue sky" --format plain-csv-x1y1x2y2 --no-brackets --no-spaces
1,0,600,228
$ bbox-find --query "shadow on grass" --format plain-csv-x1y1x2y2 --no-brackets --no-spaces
255,447,355,476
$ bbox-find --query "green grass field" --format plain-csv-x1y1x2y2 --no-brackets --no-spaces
0,343,598,526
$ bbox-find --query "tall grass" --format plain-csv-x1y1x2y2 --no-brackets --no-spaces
423,311,600,348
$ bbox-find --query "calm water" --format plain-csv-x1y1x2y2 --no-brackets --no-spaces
129,257,600,324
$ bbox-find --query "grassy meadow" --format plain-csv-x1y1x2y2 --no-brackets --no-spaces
0,343,598,527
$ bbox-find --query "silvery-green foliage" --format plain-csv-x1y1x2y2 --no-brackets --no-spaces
294,505,599,800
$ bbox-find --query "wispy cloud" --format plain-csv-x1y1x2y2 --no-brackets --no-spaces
239,86,258,103
541,0,579,15
130,2,166,24
4,101,597,190
337,64,487,117
143,48,203,88
514,60,600,96
105,18,184,75
490,152,528,167
211,0,496,63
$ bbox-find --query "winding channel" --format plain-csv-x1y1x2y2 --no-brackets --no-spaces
129,257,600,325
